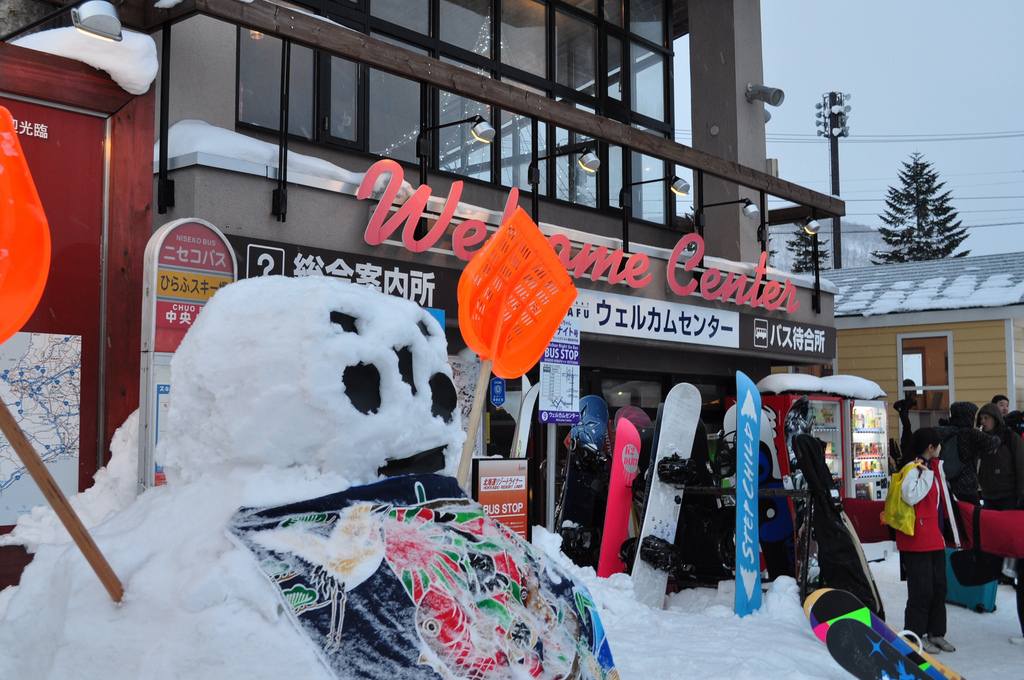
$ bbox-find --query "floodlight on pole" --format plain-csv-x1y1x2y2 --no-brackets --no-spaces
529,142,601,223
618,175,690,253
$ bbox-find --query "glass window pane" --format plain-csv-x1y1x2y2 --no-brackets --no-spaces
601,378,661,410
437,64,492,181
553,125,598,208
372,0,428,34
629,0,664,45
900,336,950,416
632,152,666,223
500,79,546,193
369,36,424,162
369,68,419,161
328,56,359,142
607,34,622,102
501,0,547,78
605,0,623,27
440,0,492,57
631,42,664,121
237,31,314,140
555,11,597,97
608,144,623,209
564,0,596,14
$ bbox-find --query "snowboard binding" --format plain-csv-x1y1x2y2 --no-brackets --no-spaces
558,523,601,568
638,535,683,573
656,453,707,487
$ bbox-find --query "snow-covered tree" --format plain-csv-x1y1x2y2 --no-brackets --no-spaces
786,225,830,274
871,153,968,264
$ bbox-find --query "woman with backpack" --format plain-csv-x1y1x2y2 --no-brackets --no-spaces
896,427,961,655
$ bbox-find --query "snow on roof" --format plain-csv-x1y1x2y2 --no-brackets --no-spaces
12,27,158,96
756,373,886,400
824,253,1024,317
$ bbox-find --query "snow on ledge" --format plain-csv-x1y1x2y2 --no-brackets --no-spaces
13,27,158,96
756,373,885,400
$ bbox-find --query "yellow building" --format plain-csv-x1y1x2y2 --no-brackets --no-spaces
827,254,1024,442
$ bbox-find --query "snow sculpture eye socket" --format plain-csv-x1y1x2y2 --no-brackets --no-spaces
343,363,382,414
429,373,457,424
417,319,431,338
330,311,358,333
396,347,416,395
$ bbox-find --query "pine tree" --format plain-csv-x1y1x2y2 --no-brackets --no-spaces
786,225,830,273
871,153,969,264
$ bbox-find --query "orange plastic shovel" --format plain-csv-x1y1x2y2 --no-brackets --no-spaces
456,206,576,487
0,105,123,603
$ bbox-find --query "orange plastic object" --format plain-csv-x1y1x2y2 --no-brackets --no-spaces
0,105,51,346
458,207,577,379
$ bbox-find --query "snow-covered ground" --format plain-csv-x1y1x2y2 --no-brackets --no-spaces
0,276,1020,680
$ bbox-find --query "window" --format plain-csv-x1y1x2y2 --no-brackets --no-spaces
440,0,492,57
501,0,547,78
898,332,953,418
237,31,315,139
235,1,674,216
631,42,664,122
629,0,664,46
372,0,428,33
500,80,546,192
555,10,597,98
437,61,492,180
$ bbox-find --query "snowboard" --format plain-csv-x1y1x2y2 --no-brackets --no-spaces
597,416,643,577
511,382,541,458
823,617,932,680
805,588,963,680
612,406,654,550
734,371,762,616
556,395,611,568
630,383,701,609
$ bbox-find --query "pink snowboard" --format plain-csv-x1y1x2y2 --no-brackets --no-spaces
597,416,643,577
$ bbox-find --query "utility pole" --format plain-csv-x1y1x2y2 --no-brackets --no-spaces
815,92,851,269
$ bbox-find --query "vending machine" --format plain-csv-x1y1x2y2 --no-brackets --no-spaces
759,394,845,487
844,399,889,501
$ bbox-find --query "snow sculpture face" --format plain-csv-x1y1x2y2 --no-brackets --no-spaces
162,276,463,484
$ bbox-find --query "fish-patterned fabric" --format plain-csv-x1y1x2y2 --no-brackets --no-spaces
228,474,618,680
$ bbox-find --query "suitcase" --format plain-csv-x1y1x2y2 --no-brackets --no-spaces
944,548,998,612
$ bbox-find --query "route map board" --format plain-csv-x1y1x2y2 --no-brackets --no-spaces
0,333,82,525
538,316,580,425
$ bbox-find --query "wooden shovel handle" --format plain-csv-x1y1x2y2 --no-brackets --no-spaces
457,358,493,490
0,399,123,603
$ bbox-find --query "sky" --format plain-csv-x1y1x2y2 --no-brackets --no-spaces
2,274,1022,680
674,1,1024,261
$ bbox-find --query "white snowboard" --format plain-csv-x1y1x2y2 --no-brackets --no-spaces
631,382,702,609
511,382,541,458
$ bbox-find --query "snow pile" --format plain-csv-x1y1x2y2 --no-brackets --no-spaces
756,373,886,400
13,27,158,95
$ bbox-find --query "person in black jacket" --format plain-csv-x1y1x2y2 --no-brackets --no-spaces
975,402,1024,646
935,402,999,505
976,403,1024,510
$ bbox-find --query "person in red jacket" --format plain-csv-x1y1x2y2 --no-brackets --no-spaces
896,427,961,655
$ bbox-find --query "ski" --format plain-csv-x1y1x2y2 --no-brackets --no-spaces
511,381,541,458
